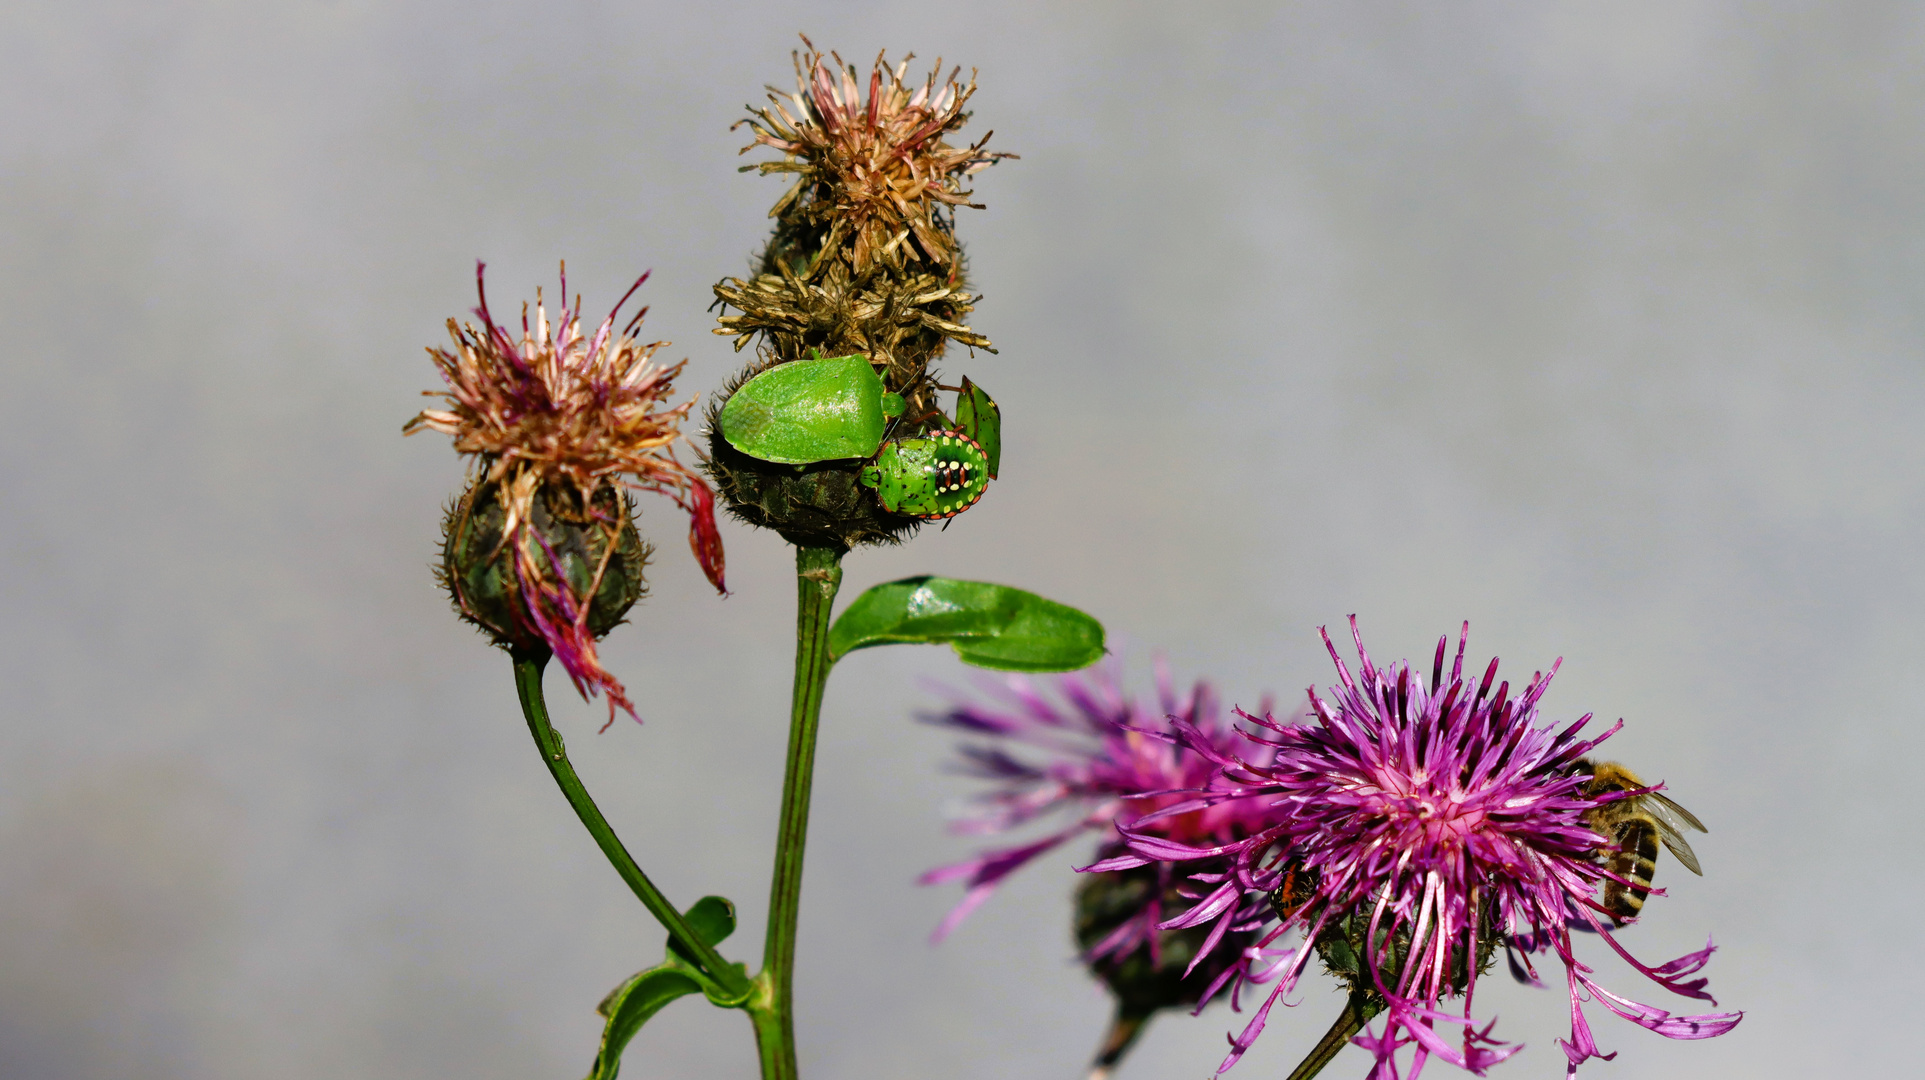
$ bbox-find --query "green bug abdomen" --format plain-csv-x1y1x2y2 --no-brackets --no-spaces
859,431,992,519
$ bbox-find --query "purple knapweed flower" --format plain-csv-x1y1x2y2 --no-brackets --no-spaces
920,659,1282,1070
920,658,1268,938
1091,620,1742,1078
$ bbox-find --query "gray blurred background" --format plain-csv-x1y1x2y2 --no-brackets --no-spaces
3,1,1917,1077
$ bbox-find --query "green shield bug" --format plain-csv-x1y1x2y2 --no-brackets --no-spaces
719,352,906,464
859,430,993,520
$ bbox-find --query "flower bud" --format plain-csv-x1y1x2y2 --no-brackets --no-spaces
1073,860,1253,1016
1312,900,1500,1003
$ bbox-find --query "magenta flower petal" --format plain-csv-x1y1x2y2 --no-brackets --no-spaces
918,829,1083,943
921,657,1285,1028
921,658,1274,935
1576,974,1743,1039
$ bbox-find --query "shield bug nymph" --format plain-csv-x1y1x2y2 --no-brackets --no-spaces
859,429,993,520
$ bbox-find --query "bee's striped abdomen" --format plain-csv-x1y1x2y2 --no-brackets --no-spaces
1598,818,1661,925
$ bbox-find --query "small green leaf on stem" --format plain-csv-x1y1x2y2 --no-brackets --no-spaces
666,895,737,965
666,896,752,1005
828,576,1105,672
587,966,703,1080
585,895,750,1080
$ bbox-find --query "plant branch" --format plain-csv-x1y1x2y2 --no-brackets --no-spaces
1086,1007,1152,1080
1284,991,1382,1080
512,649,749,998
754,543,845,1080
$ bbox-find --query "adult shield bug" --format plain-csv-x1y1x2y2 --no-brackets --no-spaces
718,352,906,464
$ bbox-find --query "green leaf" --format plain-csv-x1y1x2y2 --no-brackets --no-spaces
667,895,752,1007
586,965,702,1080
954,377,1001,479
665,895,736,969
584,896,746,1080
828,577,1105,672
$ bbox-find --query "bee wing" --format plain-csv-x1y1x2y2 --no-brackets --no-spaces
1650,791,1707,833
1646,792,1706,876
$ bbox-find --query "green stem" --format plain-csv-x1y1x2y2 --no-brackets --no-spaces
1086,1007,1152,1080
747,983,788,1080
512,649,749,999
1284,992,1382,1080
754,544,845,1080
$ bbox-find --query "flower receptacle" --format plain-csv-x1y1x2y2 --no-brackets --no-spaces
440,475,649,652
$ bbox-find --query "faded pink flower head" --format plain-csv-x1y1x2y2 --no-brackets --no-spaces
408,263,725,725
1092,620,1742,1078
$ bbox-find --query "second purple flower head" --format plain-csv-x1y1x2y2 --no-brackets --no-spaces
920,658,1279,1072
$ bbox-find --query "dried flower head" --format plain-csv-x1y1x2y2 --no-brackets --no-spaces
921,659,1278,1072
1093,621,1742,1078
735,35,1013,278
710,268,992,386
407,263,725,725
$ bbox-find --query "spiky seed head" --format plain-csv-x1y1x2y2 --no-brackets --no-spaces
734,36,1014,278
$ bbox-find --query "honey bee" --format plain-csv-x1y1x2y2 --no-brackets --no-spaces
1573,759,1707,925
